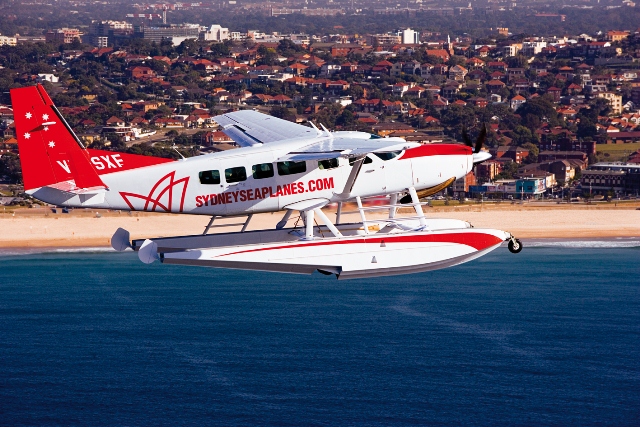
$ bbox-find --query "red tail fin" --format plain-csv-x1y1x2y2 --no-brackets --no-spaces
10,84,106,191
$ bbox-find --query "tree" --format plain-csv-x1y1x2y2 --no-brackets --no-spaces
577,117,598,139
517,96,560,130
257,45,277,66
511,125,535,146
495,161,519,180
269,106,295,121
521,142,539,163
0,153,22,183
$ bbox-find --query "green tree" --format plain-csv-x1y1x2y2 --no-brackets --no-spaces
0,152,22,183
521,142,539,163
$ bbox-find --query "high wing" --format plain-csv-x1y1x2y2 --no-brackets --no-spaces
213,110,317,146
278,134,418,161
213,110,419,160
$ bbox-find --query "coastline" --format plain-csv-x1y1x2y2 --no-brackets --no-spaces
0,204,638,250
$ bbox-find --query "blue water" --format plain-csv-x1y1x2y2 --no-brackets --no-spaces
0,245,638,426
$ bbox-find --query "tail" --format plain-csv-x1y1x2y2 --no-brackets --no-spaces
10,84,173,193
11,84,106,192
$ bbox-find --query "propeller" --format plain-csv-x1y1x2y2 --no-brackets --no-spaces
462,124,487,154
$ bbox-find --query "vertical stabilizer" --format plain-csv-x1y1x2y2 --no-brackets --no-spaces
10,84,106,191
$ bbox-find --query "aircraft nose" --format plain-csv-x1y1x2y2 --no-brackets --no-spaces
472,151,492,164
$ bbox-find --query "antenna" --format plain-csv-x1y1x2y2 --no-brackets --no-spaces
309,121,322,137
172,144,186,160
320,123,332,138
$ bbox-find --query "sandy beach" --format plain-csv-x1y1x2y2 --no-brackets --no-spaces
0,202,638,249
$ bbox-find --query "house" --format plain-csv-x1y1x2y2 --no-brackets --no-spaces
402,60,421,75
448,65,468,81
487,61,508,71
420,63,434,76
432,64,449,75
466,57,485,70
371,122,415,137
204,130,234,146
326,80,350,91
431,97,449,111
442,85,460,100
507,68,525,82
546,87,562,102
105,116,125,127
510,95,526,111
490,146,530,164
469,97,488,108
392,82,410,97
425,49,451,62
127,66,156,81
485,79,506,94
405,86,426,98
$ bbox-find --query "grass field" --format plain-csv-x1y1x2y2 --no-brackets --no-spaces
596,142,640,161
596,142,640,153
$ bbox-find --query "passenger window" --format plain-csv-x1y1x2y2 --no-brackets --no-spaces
225,166,247,183
252,163,274,179
277,161,307,176
199,170,220,185
349,156,373,165
318,158,339,170
373,151,401,161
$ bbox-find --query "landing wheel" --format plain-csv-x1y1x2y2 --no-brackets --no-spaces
508,238,523,254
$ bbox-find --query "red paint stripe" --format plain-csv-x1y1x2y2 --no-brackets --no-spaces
399,144,472,160
218,232,503,258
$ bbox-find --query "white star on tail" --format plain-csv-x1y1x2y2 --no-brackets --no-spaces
48,141,55,148
25,112,32,119
42,114,49,120
24,132,31,139
43,126,49,131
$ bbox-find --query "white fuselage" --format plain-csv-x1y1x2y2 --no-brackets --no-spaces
29,132,473,215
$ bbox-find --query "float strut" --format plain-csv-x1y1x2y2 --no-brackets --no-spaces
314,208,342,238
389,193,398,219
408,187,427,227
304,210,314,240
355,196,369,234
241,214,253,232
203,215,216,235
276,210,293,229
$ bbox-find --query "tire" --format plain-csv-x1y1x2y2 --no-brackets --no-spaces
508,238,523,254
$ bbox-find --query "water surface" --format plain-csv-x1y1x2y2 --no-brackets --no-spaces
0,245,638,426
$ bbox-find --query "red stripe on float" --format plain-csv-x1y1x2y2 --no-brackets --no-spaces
219,232,503,258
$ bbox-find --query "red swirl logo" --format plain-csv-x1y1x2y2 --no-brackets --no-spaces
120,171,190,213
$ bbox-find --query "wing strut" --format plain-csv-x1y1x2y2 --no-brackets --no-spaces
335,156,365,199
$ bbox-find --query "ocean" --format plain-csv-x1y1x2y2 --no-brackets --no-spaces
0,242,638,426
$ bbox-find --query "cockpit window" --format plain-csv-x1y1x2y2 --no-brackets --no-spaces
369,134,382,139
349,156,373,165
199,170,220,185
277,161,307,176
318,158,339,170
373,151,401,161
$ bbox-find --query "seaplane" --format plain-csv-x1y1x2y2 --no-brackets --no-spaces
10,84,522,279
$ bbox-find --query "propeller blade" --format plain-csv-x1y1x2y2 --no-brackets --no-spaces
474,124,487,154
462,127,473,148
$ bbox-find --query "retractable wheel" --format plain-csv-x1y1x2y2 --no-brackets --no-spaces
508,238,523,254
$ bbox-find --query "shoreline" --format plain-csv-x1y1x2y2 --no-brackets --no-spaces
0,204,638,249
